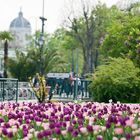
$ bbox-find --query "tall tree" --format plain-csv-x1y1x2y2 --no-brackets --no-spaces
66,2,110,75
0,31,13,78
100,3,140,67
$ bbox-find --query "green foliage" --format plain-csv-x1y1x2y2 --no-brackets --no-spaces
0,31,13,78
100,9,130,58
100,6,140,67
67,3,111,74
8,50,36,81
125,27,140,67
89,58,140,103
48,28,83,73
8,43,63,81
29,73,47,103
0,31,13,41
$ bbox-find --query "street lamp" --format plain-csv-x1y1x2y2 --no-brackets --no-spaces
38,34,44,46
38,0,47,75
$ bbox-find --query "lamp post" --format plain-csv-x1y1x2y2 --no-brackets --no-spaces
71,48,74,73
73,48,79,100
38,0,47,75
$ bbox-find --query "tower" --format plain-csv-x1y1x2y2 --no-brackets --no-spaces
9,9,31,49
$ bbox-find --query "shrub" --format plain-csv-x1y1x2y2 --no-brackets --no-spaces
89,58,140,103
29,73,48,103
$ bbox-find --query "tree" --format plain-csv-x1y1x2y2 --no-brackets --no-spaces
8,32,64,81
49,28,84,73
0,31,13,78
8,50,33,81
66,2,110,75
100,3,140,66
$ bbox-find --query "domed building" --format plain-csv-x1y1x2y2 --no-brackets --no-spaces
9,10,31,49
0,10,31,73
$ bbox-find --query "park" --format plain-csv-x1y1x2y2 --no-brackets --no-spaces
0,0,140,139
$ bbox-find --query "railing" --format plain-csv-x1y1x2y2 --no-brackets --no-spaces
17,79,92,101
18,82,35,100
0,79,92,102
45,78,92,100
0,78,18,102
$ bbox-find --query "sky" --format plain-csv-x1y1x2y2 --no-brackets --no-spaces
0,0,118,34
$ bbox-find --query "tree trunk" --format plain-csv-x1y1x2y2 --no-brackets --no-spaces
4,40,8,78
82,47,91,74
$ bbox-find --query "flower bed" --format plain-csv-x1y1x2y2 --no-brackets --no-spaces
0,102,140,140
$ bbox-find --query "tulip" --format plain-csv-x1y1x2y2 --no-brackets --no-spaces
72,129,79,137
114,128,123,135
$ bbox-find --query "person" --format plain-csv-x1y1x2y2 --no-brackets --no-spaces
31,75,38,99
32,75,38,87
69,72,75,95
0,72,3,78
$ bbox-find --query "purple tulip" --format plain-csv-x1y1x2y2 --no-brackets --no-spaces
62,122,66,127
60,114,64,119
68,125,73,132
23,130,28,137
55,122,61,128
51,112,55,117
86,125,93,132
55,128,61,135
72,129,79,137
7,131,13,138
96,135,103,140
37,132,43,139
105,122,111,128
29,115,34,120
58,106,61,111
78,119,83,125
25,119,30,124
72,119,77,125
0,118,4,123
2,128,8,135
125,133,132,139
92,109,96,114
118,117,126,126
18,118,23,124
64,116,70,121
97,113,102,119
49,123,55,129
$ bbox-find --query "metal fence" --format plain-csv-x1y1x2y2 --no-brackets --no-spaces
0,79,92,101
0,78,18,102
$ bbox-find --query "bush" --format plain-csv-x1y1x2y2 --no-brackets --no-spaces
89,58,140,103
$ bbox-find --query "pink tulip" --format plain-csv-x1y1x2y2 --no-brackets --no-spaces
61,130,67,136
114,128,123,135
131,124,138,130
80,127,88,134
120,137,126,140
93,125,100,131
113,137,119,140
135,136,140,140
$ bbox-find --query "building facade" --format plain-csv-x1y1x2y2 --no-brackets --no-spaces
9,10,31,49
0,10,31,73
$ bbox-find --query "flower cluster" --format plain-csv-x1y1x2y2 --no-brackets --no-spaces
0,102,140,139
29,73,48,102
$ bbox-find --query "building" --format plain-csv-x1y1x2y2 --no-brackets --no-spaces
0,10,31,73
9,10,31,49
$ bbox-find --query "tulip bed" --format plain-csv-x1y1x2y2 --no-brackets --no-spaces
0,102,140,140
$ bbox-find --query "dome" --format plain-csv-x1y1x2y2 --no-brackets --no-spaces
10,11,31,28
